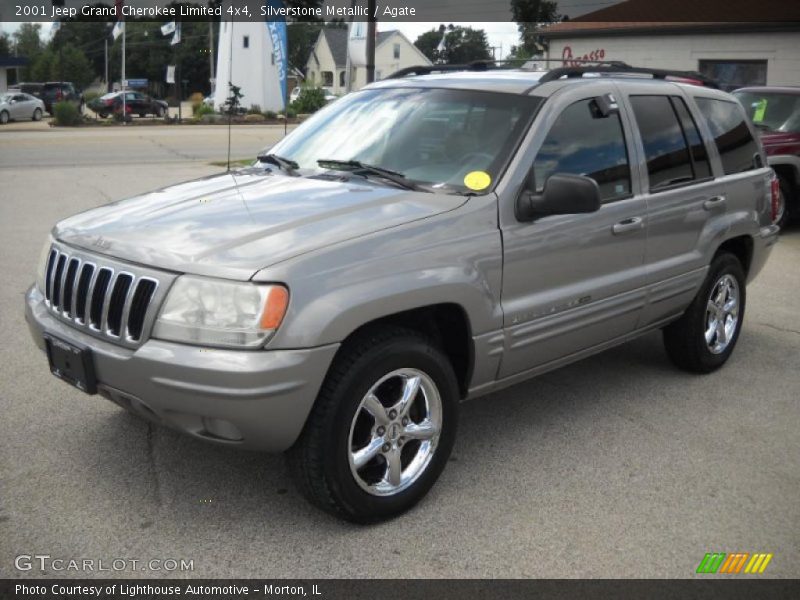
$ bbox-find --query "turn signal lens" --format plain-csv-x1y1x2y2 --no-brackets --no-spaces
260,286,289,330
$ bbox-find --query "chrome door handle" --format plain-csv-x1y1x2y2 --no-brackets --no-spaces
703,195,727,210
612,216,643,235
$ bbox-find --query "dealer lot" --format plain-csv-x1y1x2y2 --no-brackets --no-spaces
1,125,798,578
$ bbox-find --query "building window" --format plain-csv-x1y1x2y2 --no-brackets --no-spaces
321,71,333,86
695,97,761,175
243,35,249,49
698,60,767,92
393,43,400,59
533,98,630,202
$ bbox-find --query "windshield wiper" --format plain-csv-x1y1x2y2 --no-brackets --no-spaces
753,122,773,132
257,153,299,175
317,159,427,192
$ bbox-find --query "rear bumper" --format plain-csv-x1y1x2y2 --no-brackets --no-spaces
25,285,338,452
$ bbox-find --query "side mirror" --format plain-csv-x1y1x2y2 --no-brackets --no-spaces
516,173,602,222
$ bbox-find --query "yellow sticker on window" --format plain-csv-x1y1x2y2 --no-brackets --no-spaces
753,98,768,123
464,171,491,191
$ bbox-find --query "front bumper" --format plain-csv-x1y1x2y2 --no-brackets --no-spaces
25,285,339,452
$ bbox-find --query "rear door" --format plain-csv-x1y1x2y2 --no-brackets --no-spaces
616,85,728,327
497,82,648,378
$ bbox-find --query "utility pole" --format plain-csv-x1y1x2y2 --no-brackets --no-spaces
104,38,109,92
209,20,215,95
365,0,376,84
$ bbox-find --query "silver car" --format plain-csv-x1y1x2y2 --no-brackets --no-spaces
25,65,780,522
0,91,45,123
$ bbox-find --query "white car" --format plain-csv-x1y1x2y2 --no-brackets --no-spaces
290,86,337,104
0,92,45,124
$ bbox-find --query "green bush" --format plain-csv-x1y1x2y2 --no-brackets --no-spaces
245,113,265,122
247,104,262,114
281,106,297,119
263,110,278,120
53,101,82,126
193,104,215,120
292,87,326,114
82,90,102,105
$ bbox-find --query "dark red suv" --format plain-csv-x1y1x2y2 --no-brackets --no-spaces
734,86,800,229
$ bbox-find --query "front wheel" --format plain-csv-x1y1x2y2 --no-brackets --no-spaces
32,108,42,121
663,253,746,373
775,176,791,230
0,111,8,125
288,326,459,522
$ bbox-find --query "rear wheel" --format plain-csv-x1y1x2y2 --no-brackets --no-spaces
0,110,8,125
288,326,459,523
663,253,746,373
32,108,42,121
156,106,165,118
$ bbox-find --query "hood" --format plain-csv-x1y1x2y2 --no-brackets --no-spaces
54,169,465,280
758,130,800,155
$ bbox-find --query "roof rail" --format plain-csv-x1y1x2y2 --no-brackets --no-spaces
387,59,629,79
538,65,719,88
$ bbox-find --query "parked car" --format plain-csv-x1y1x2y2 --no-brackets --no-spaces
26,65,779,522
0,92,45,124
88,91,168,119
733,86,800,229
40,81,82,114
11,82,44,98
290,85,337,105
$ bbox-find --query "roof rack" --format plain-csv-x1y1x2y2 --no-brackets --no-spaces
387,59,629,79
538,65,719,88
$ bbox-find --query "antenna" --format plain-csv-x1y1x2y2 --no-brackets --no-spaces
226,19,234,172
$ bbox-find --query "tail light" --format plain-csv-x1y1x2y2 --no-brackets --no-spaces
55,90,63,100
770,175,780,224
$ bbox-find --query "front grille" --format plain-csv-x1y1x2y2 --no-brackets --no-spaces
43,244,164,347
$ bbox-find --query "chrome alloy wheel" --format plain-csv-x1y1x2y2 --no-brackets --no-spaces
347,368,442,497
705,274,740,354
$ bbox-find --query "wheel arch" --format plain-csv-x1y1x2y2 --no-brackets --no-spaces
714,235,754,278
330,303,474,399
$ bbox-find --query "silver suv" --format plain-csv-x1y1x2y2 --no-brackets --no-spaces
25,65,780,522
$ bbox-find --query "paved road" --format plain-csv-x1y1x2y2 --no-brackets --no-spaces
1,125,798,579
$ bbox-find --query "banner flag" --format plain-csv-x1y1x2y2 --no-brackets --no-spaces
161,21,176,36
266,0,288,109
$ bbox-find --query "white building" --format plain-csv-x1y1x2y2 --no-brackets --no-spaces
214,20,285,112
305,28,431,94
0,56,27,93
539,0,800,91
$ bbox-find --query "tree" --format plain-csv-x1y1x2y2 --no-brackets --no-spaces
0,32,12,56
13,23,44,80
510,0,560,56
414,25,491,64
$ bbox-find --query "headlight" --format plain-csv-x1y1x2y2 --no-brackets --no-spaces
152,276,289,349
36,236,54,293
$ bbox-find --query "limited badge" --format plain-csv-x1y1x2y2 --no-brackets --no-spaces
463,171,491,191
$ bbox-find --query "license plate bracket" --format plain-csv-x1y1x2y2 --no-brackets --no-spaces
43,333,97,395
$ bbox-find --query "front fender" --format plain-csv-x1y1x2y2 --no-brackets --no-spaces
255,195,503,349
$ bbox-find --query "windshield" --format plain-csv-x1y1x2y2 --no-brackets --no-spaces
733,91,800,133
267,87,542,193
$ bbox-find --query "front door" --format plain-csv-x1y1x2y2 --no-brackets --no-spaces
498,84,648,378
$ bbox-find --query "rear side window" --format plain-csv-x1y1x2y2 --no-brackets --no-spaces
695,97,760,175
533,98,630,202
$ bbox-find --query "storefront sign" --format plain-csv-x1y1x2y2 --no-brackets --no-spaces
562,45,606,67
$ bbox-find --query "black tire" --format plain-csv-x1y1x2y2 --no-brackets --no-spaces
156,106,165,118
99,111,109,119
0,110,8,125
288,326,459,523
663,253,746,374
32,108,42,121
776,176,791,230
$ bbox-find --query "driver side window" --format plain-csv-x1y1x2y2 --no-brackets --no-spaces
533,98,631,202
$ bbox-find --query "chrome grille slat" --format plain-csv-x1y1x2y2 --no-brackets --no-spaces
99,271,115,333
42,243,171,349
